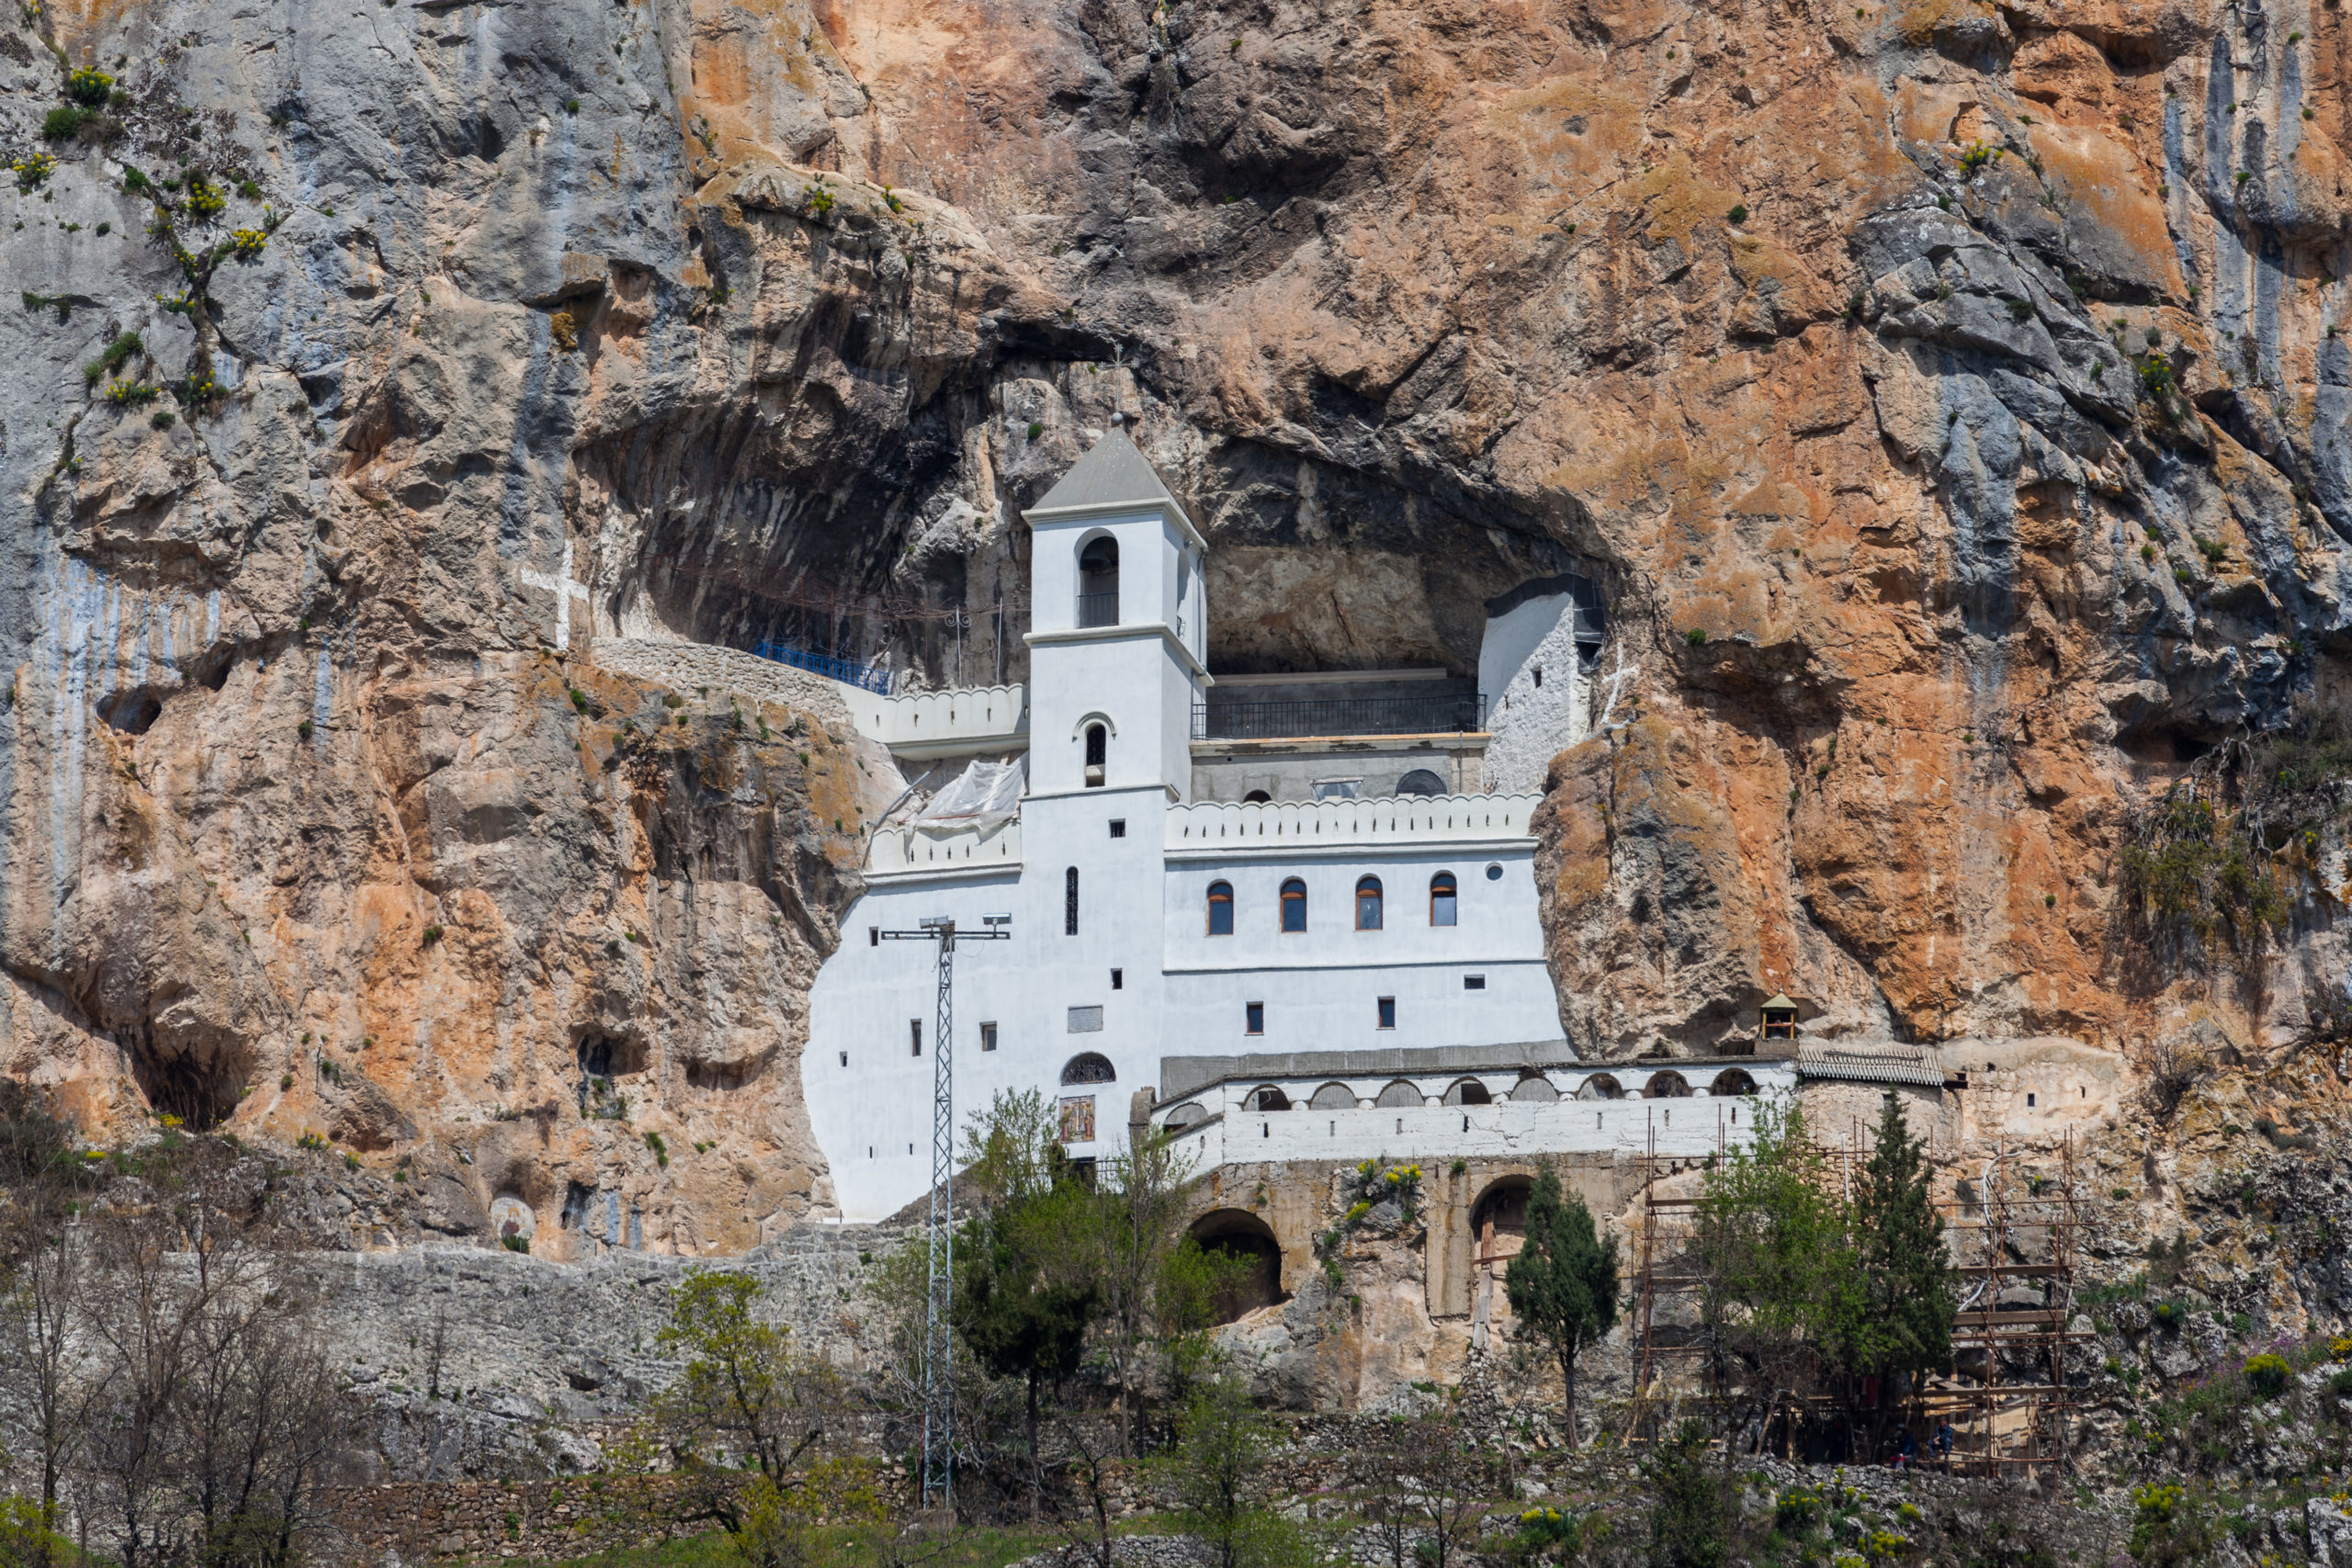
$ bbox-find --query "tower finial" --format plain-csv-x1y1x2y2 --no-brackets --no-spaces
1108,411,1125,428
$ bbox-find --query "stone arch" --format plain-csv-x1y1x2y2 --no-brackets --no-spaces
1162,1100,1208,1129
1576,1073,1624,1100
1061,1053,1116,1086
1374,1078,1423,1108
1307,1081,1357,1110
1471,1175,1534,1249
1711,1068,1759,1097
1442,1077,1493,1106
1189,1208,1283,1321
1509,1073,1559,1102
1643,1070,1691,1098
1245,1084,1291,1111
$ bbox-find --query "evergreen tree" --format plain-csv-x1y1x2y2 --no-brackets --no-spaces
1503,1165,1619,1448
1851,1091,1954,1382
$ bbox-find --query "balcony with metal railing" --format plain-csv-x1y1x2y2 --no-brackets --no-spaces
1075,591,1119,628
1192,692,1487,740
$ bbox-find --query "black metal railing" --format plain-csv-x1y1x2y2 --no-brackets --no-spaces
1076,591,1119,627
1192,694,1487,739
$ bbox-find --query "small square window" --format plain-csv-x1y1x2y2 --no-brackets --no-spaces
910,1020,922,1057
1111,968,1124,990
1109,818,1126,839
1245,1001,1264,1035
980,1022,997,1054
2027,1092,2037,1107
1464,975,1486,991
1377,997,1396,1029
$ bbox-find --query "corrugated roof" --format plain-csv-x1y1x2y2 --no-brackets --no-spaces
1029,427,1186,516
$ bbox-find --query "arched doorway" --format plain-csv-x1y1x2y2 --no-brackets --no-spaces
1711,1068,1758,1097
1190,1208,1284,1322
1644,1070,1692,1099
1576,1074,1624,1100
1471,1175,1534,1264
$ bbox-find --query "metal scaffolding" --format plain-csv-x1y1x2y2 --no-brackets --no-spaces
1624,1119,2084,1471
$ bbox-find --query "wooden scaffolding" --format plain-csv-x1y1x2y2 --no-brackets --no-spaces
1624,1119,2086,1471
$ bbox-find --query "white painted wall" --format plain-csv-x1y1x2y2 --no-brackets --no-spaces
1171,1070,1794,1169
807,783,1174,1222
1478,593,1593,794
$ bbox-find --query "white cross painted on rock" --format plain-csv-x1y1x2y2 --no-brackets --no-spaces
1593,647,1640,732
519,540,592,653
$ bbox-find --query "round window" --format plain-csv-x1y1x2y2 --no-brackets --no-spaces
1485,863,1504,881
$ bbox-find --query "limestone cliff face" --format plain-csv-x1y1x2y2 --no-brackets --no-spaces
2,0,2349,1244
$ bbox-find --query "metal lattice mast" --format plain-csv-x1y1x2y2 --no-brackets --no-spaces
877,912,1009,1516
922,923,956,1511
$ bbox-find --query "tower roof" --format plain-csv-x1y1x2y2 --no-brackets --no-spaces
1025,426,1204,547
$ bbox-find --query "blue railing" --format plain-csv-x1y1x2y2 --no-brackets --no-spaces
752,641,894,694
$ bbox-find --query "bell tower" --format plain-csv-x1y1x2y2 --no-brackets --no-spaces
1022,420,1209,800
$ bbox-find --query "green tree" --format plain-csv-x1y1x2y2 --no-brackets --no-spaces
636,1270,838,1539
1159,1379,1303,1568
953,1092,1100,1514
1692,1095,1865,1420
1644,1420,1731,1568
1850,1091,1954,1391
1503,1167,1619,1448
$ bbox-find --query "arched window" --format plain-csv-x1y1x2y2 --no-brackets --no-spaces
1643,1071,1691,1099
1442,1077,1492,1106
1206,882,1234,936
1280,878,1307,932
1243,790,1272,804
1374,1079,1422,1108
1245,1085,1291,1111
1084,723,1107,787
1430,872,1457,927
1061,1053,1116,1086
1078,536,1119,626
1355,876,1384,931
1396,768,1446,796
1308,1082,1356,1110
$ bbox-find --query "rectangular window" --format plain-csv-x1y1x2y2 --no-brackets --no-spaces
1066,867,1079,936
1109,818,1126,839
1111,968,1124,990
1464,975,1486,991
1311,778,1362,801
1377,997,1396,1030
979,1022,997,1054
869,927,878,947
910,1020,922,1056
839,1051,848,1067
1245,1001,1264,1035
1069,1006,1104,1033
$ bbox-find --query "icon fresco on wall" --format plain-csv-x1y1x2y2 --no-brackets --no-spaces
1059,1095,1096,1145
489,1195,535,1248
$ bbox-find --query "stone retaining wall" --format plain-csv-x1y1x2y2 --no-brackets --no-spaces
587,637,854,731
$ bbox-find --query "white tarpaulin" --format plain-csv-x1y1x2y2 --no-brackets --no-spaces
914,758,1025,830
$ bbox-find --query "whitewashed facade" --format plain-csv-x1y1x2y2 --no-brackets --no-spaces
802,428,1765,1222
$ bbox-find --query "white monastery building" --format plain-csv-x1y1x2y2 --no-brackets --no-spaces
803,427,1790,1223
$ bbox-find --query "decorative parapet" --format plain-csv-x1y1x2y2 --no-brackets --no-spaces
866,819,1022,879
1166,793,1541,850
841,682,1026,758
